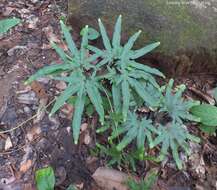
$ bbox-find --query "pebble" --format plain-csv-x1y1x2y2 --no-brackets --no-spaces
49,116,60,130
36,77,50,84
26,15,39,29
17,92,38,105
56,81,67,90
23,106,31,114
60,104,74,119
4,137,13,150
1,107,17,125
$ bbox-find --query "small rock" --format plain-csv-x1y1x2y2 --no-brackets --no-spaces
36,77,50,84
48,116,60,130
92,167,130,190
26,125,41,142
17,92,38,105
30,0,39,4
84,131,91,145
4,137,13,150
81,123,88,131
26,15,38,29
60,104,74,119
56,81,67,90
189,153,206,179
7,46,27,56
23,106,31,114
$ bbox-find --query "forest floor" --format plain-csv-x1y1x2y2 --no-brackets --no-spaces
0,0,217,190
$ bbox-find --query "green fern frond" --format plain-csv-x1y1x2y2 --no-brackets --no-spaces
152,122,200,169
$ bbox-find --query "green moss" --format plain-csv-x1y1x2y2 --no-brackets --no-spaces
68,0,217,53
142,0,205,52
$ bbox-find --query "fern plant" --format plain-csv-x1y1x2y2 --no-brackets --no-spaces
88,15,165,120
26,16,164,144
152,122,200,169
109,112,157,152
126,170,158,190
26,21,105,144
159,79,200,124
96,142,157,172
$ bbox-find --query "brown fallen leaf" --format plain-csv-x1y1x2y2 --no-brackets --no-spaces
26,125,41,142
20,159,32,173
84,131,91,145
92,167,130,190
31,81,48,99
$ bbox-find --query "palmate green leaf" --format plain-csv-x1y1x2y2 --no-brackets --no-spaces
60,20,79,57
153,122,200,170
121,30,141,60
72,87,85,144
87,53,100,63
112,15,122,50
98,18,112,52
50,84,80,116
190,104,217,127
51,41,69,64
52,70,80,83
128,78,156,107
96,58,110,68
0,18,21,34
96,124,110,133
80,25,89,62
112,83,122,113
87,45,104,56
160,79,200,123
129,61,165,78
122,78,130,121
130,42,160,59
143,83,163,108
137,120,157,150
128,70,160,88
137,126,146,151
116,127,137,151
35,167,55,190
86,80,104,124
108,126,129,141
25,63,73,84
112,112,156,151
170,140,182,170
